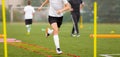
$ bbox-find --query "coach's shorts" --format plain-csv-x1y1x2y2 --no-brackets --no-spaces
25,19,32,25
48,16,63,28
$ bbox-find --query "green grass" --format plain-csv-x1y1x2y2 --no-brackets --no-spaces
0,23,120,57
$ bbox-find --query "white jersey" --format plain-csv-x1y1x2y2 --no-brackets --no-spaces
24,5,35,19
49,0,68,17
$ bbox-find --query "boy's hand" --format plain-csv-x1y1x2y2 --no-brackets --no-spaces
69,8,73,11
38,7,42,11
56,10,63,14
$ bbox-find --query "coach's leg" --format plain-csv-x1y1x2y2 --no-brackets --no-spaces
72,26,75,34
71,12,77,35
76,12,80,36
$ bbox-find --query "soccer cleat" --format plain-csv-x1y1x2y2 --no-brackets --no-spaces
46,28,50,38
27,32,30,35
56,48,62,54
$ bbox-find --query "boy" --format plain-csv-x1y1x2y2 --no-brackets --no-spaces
24,0,35,35
38,0,71,54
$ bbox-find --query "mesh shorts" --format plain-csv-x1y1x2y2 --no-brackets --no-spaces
25,19,32,25
48,16,63,28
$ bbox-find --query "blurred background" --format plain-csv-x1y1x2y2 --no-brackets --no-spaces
0,0,120,57
0,0,120,23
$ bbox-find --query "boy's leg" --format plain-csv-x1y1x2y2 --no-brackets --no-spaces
51,23,62,54
26,24,31,34
46,28,53,37
48,16,62,54
25,19,32,35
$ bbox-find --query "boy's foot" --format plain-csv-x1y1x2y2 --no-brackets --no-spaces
56,48,62,54
27,32,30,35
46,28,50,38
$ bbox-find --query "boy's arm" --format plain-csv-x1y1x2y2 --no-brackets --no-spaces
24,7,25,14
80,2,84,10
33,8,35,16
32,12,35,16
38,0,49,11
24,12,25,15
57,3,71,14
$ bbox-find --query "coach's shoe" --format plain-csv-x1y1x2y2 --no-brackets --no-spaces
56,48,62,54
76,35,80,37
71,34,76,37
46,28,50,38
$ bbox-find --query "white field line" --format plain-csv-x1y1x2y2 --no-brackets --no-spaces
100,54,120,57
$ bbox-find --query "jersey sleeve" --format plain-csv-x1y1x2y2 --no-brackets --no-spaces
24,7,26,12
32,7,35,13
24,6,27,12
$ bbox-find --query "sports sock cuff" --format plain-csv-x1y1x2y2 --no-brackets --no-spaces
53,35,60,48
54,35,59,38
26,25,29,28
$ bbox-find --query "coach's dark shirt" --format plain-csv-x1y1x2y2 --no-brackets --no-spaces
68,0,83,12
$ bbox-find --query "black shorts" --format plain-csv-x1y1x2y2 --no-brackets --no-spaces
25,19,32,25
48,16,63,28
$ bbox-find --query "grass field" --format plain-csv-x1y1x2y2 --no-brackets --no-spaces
0,22,120,57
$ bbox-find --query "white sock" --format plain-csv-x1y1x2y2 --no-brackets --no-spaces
26,25,31,33
48,28,53,34
53,35,60,49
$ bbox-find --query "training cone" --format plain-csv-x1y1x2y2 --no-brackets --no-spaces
0,34,4,38
80,25,83,29
110,31,115,34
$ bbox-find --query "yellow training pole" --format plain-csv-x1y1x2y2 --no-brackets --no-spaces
90,34,120,38
94,1,97,57
1,0,8,57
80,16,83,29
